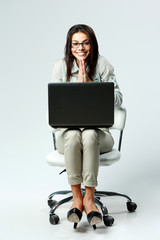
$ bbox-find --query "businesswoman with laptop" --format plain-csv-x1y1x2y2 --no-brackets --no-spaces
51,24,122,229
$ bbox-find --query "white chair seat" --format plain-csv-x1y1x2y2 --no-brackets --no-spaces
46,149,120,168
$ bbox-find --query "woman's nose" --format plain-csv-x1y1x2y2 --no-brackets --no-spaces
78,43,84,50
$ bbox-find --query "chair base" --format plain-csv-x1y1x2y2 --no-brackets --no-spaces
47,189,137,227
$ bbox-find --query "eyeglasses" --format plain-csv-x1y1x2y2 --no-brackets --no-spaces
71,42,91,48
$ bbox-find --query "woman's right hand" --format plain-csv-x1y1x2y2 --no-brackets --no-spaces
78,59,92,82
78,59,85,82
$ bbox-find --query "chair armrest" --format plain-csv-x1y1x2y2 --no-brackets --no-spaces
46,107,127,132
46,111,60,133
48,125,60,133
111,106,127,130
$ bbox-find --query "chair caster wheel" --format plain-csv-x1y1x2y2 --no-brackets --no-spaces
49,214,59,224
103,215,114,226
127,201,137,212
48,199,57,208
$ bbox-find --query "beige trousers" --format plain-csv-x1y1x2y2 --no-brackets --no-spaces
56,128,114,187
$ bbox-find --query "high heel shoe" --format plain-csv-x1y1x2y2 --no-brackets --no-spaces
67,208,83,229
87,211,102,230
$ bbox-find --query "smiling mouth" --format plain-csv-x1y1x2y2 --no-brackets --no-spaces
76,52,87,56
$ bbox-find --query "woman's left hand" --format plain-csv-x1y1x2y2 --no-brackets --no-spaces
78,59,92,82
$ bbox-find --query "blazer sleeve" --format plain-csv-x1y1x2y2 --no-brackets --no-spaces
51,59,63,82
98,56,123,107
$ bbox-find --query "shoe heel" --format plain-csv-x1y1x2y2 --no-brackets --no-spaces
87,211,102,229
93,225,96,230
67,208,82,225
74,223,78,229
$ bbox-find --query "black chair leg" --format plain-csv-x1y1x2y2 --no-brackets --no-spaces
94,190,137,214
49,195,73,225
48,189,137,226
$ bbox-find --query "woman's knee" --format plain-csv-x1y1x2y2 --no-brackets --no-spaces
64,129,81,148
82,129,99,146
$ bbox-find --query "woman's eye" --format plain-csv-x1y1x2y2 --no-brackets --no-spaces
72,43,79,46
84,42,90,46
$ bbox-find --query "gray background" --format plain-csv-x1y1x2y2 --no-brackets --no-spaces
0,0,160,239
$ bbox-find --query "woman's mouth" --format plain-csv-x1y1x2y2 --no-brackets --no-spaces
76,52,87,56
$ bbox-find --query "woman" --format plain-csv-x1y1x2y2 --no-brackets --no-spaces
51,24,122,228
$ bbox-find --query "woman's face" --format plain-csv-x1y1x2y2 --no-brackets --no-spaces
71,32,91,63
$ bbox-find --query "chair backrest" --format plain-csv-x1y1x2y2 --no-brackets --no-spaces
48,106,126,151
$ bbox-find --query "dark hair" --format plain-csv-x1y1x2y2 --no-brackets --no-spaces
64,24,99,81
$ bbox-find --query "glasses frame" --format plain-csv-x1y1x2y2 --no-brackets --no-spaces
71,42,91,49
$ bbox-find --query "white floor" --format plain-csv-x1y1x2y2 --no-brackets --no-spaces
1,176,160,240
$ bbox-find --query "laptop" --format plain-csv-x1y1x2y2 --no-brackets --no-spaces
48,82,114,128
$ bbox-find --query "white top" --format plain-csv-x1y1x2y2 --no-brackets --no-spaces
52,55,123,107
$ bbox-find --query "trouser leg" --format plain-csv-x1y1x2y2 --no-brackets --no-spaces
56,128,114,187
81,129,99,187
82,129,114,187
56,129,83,185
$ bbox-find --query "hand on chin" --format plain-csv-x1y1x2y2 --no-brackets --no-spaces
77,55,86,62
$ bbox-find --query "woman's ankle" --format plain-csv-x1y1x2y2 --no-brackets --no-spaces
71,197,83,212
84,186,95,202
83,186,98,214
70,184,83,211
84,199,98,215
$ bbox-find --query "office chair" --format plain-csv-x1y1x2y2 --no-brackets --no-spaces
46,106,137,228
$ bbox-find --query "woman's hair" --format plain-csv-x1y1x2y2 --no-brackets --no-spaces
64,24,99,81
